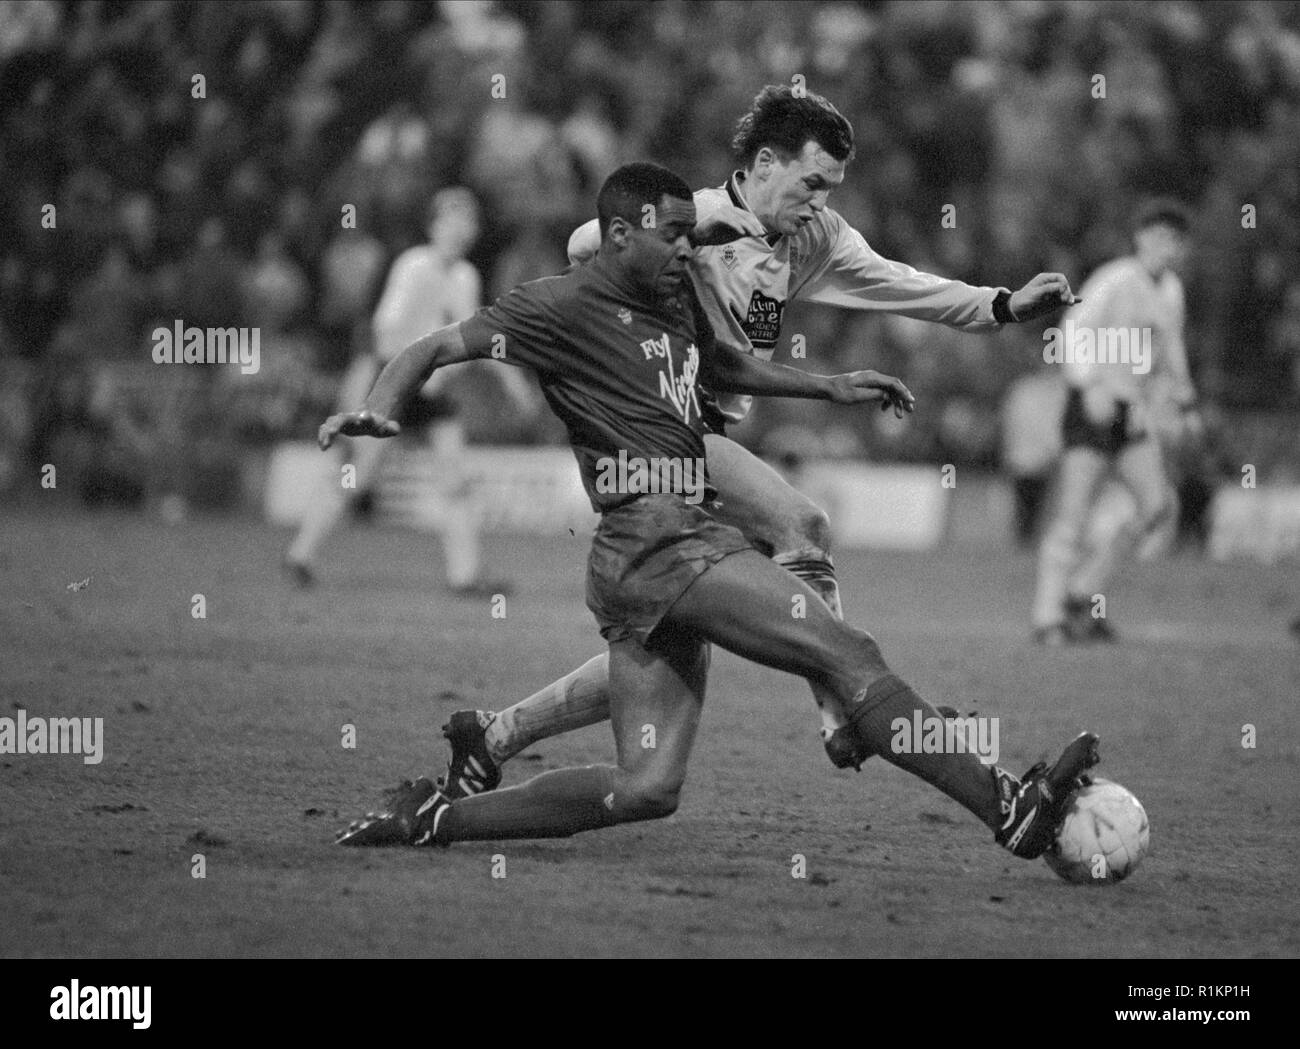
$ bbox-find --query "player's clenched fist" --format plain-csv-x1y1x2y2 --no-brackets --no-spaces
1009,273,1080,321
827,370,916,416
318,409,401,450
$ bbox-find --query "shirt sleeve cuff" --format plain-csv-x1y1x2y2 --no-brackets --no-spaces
991,289,1017,324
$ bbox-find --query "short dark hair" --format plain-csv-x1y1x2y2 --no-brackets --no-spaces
1133,197,1191,235
596,162,694,238
731,84,855,168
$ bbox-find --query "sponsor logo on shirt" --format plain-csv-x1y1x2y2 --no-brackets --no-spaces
744,290,785,350
640,333,701,426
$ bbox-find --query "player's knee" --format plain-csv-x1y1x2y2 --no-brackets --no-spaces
620,780,681,822
794,501,833,553
843,624,888,676
811,621,887,682
758,493,832,553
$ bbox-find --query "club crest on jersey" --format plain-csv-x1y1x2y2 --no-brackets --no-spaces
744,290,785,350
618,307,632,325
721,245,738,269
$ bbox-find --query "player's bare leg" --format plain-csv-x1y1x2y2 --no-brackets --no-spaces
422,418,508,595
1031,445,1109,642
667,550,995,817
1066,436,1174,640
285,432,390,585
286,355,383,584
415,634,707,844
702,435,855,739
458,653,610,781
662,549,1099,858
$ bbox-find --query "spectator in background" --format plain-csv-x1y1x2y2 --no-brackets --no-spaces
62,242,150,360
243,231,310,334
490,219,569,302
175,218,249,331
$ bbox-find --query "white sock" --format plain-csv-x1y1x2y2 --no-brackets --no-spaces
287,464,349,565
484,653,612,763
772,550,848,735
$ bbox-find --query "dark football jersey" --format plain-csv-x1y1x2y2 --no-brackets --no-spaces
458,258,715,512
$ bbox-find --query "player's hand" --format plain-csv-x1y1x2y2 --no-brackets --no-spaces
318,409,401,450
1009,273,1080,321
827,370,916,417
690,205,768,247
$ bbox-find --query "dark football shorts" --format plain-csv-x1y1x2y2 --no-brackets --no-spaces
586,493,755,649
1061,387,1144,456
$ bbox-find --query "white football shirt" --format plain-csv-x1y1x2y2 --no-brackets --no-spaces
373,247,480,397
1061,256,1193,410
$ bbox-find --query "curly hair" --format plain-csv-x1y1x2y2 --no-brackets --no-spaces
731,84,855,168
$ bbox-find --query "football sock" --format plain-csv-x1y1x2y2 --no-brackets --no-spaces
1070,515,1143,604
847,674,1002,830
435,765,619,842
773,550,849,735
773,551,843,617
287,467,348,566
1032,515,1081,629
288,433,388,568
484,654,612,763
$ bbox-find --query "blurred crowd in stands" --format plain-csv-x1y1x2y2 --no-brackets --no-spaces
1,0,1297,515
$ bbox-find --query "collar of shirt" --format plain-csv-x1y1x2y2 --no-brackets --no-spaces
727,171,783,249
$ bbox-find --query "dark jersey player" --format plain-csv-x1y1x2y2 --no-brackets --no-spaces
321,163,1099,861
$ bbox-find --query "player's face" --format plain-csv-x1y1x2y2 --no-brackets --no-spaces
620,194,696,296
429,204,480,259
746,140,846,237
1135,223,1188,276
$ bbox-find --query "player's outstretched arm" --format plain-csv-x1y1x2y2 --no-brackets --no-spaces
318,324,472,450
702,342,914,416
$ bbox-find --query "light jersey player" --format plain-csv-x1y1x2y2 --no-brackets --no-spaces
1031,200,1201,644
434,84,1079,795
324,163,1101,857
285,187,530,593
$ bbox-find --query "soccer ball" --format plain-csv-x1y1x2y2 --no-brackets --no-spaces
1044,778,1149,885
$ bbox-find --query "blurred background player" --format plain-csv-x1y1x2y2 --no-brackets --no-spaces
1031,200,1203,644
1000,370,1066,547
285,187,527,592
